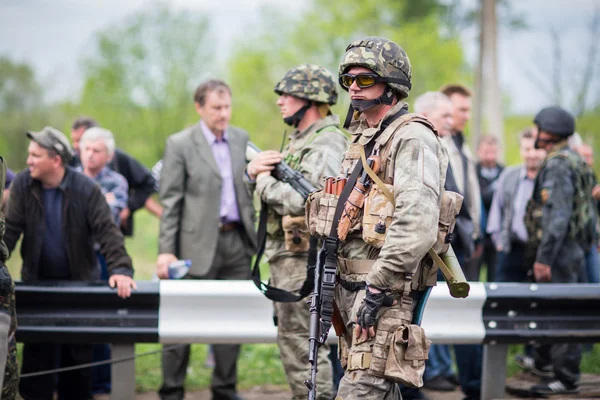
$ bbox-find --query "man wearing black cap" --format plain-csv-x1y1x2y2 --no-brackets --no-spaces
516,107,596,395
4,126,136,400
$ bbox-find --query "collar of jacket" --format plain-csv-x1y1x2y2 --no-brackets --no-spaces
287,114,340,148
349,101,408,146
547,140,570,156
29,166,73,195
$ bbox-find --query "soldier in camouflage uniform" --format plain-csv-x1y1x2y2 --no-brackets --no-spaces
516,106,594,396
0,157,19,399
246,64,349,399
319,37,449,400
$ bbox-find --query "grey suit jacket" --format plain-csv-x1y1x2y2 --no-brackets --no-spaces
158,121,257,276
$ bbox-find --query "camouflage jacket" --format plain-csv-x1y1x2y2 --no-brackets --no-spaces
0,158,8,263
528,142,592,281
338,102,448,290
248,114,348,262
0,157,18,398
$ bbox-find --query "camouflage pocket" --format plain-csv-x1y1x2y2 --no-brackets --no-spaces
282,215,310,253
369,307,411,378
383,324,431,387
306,189,323,237
432,191,463,255
338,335,350,369
315,194,339,239
362,183,395,248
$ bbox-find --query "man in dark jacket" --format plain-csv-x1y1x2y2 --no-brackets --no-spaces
70,117,159,235
517,107,594,395
5,126,136,400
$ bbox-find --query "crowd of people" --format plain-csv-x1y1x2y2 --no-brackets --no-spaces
0,35,598,400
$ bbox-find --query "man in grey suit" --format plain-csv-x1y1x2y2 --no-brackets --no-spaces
156,79,257,400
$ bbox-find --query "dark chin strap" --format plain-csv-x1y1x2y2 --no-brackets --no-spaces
343,90,396,129
283,102,312,127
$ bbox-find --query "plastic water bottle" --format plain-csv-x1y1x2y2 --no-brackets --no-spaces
168,259,192,279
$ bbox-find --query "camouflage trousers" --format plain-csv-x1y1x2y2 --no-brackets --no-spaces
270,255,333,400
334,273,416,400
0,264,18,400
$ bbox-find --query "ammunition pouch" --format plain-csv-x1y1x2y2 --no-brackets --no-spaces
383,324,431,387
281,215,310,253
360,303,429,387
362,183,395,248
433,191,463,255
305,190,340,240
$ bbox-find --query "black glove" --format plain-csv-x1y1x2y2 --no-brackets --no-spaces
356,288,389,330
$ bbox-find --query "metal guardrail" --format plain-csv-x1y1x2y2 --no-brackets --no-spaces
14,281,600,400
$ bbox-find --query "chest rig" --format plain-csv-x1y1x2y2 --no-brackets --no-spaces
335,113,438,244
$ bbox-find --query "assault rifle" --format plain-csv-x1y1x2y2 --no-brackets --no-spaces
246,142,315,199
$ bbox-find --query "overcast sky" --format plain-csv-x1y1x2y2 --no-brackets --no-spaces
0,0,598,114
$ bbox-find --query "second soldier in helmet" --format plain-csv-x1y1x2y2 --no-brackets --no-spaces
245,64,349,399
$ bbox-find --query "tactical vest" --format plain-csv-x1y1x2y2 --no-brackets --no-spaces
525,147,597,255
307,113,460,291
267,123,343,253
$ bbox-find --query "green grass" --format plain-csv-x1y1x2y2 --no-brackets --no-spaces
6,207,600,393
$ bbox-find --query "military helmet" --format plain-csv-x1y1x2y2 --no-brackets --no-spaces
338,36,412,99
274,64,338,105
533,106,575,137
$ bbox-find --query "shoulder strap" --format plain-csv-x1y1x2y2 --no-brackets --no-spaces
375,113,438,148
251,203,317,303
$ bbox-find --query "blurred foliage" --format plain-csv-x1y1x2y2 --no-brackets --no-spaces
227,0,469,150
0,0,598,173
73,4,213,166
0,57,68,170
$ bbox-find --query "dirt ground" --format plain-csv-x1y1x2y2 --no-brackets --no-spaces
113,373,600,399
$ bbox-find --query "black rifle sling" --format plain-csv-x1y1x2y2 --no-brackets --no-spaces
251,201,317,302
319,107,407,341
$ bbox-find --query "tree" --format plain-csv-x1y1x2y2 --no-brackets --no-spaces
0,57,61,170
77,5,213,164
227,0,468,150
516,4,600,117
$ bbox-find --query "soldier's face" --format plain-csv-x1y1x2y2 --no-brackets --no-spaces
448,93,471,133
81,139,111,172
345,66,387,101
276,94,308,119
71,127,86,154
521,137,545,171
27,141,61,180
195,90,232,135
426,102,453,136
535,130,558,151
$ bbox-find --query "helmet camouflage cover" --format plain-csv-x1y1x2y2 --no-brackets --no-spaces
274,64,338,105
339,36,412,99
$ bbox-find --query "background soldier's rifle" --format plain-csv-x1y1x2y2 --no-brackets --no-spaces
246,142,314,199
